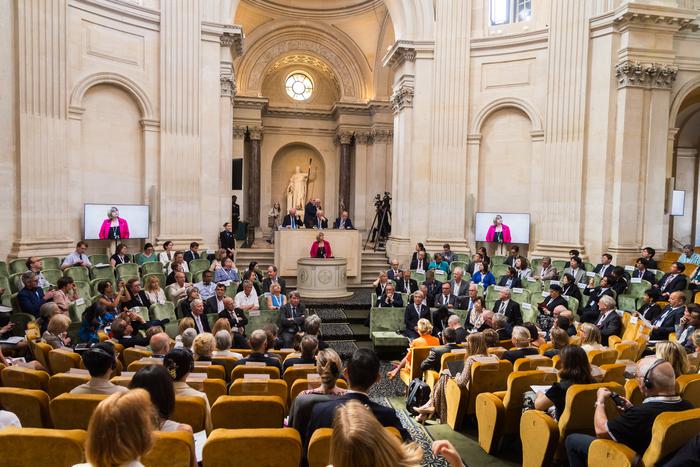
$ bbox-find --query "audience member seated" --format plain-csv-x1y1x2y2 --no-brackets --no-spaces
377,283,403,308
333,210,354,229
678,244,700,265
76,390,154,467
655,262,688,300
167,252,190,275
565,358,692,467
492,314,512,340
478,247,491,268
78,302,110,343
183,242,200,263
283,334,318,372
535,345,595,419
637,288,662,322
501,326,539,363
465,253,484,276
245,261,264,282
130,365,192,432
260,265,286,296
280,292,306,348
592,295,621,346
608,266,629,296
396,269,419,295
403,291,431,340
109,243,131,267
578,322,604,353
282,207,303,229
664,433,700,467
143,275,166,306
431,306,452,338
544,327,570,358
304,314,328,350
497,266,522,289
159,240,175,266
17,271,48,318
504,245,520,267
493,288,522,325
217,297,248,348
330,400,423,467
149,332,170,358
564,256,586,284
533,256,558,281
655,341,690,377
110,317,149,348
230,329,282,372
429,253,450,274
410,250,428,272
524,322,546,348
472,299,489,331
298,348,346,396
514,256,531,280
41,314,72,349
420,327,460,373
310,232,332,258
471,262,495,288
422,270,443,307
593,254,615,278
61,241,92,270
558,310,578,336
633,257,656,284
212,330,243,359
416,332,489,424
307,348,408,444
537,284,567,327
560,273,583,302
165,272,190,303
214,257,239,284
373,271,390,297
165,348,212,433
439,243,454,264
204,283,226,315
18,256,51,291
312,209,328,230
49,276,78,314
434,283,456,309
447,315,467,344
136,242,159,265
178,287,200,319
122,277,152,311
482,328,500,348
650,291,686,341
193,270,216,301
410,243,426,266
71,343,127,395
388,319,440,380
581,276,615,322
676,304,700,352
193,332,215,361
234,279,259,313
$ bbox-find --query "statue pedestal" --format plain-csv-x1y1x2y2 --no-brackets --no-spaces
296,257,353,299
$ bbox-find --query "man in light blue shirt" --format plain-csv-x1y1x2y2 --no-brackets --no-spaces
195,270,217,300
61,241,93,270
678,244,700,266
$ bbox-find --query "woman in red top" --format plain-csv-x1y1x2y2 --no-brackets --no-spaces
310,232,332,258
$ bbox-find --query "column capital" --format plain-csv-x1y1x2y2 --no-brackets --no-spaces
336,129,354,145
220,31,244,56
248,126,263,140
354,131,371,145
233,125,247,139
383,40,417,70
371,128,393,143
391,84,414,113
220,74,236,98
615,61,678,89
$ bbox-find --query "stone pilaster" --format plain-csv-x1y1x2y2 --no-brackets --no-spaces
337,129,354,214
353,130,372,231
247,126,262,228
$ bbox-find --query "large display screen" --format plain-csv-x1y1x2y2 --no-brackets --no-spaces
475,212,530,244
84,204,150,240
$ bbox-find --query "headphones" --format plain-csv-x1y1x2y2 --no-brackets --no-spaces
643,359,665,389
87,347,117,370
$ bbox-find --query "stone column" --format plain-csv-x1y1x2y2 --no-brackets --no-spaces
11,0,74,257
337,130,354,214
353,131,371,230
247,126,262,228
531,0,591,259
157,0,203,249
219,32,238,235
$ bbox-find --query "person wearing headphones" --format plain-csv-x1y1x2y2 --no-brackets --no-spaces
70,342,127,395
565,357,692,467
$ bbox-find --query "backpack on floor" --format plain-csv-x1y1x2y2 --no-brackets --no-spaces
406,378,430,414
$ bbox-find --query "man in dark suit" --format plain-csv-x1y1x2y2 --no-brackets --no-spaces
280,291,307,347
446,314,468,343
183,299,211,334
537,284,568,314
434,283,456,309
638,288,663,323
465,253,484,275
395,270,418,295
420,327,460,372
504,245,520,267
183,242,200,263
333,210,354,229
633,258,657,284
422,269,442,307
410,251,428,271
594,295,622,346
306,349,408,447
655,262,688,300
376,284,403,308
218,297,249,348
17,271,47,318
205,283,227,315
404,291,431,339
593,253,614,278
492,314,513,340
312,210,328,230
281,208,303,229
303,199,317,228
676,304,700,352
449,268,469,297
262,265,287,295
642,246,658,270
386,258,402,281
650,291,686,341
461,284,480,327
230,329,282,372
493,288,522,325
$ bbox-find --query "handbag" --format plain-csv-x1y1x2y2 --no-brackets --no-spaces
406,378,431,414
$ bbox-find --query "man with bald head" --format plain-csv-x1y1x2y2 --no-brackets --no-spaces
557,309,577,336
650,290,686,340
149,332,170,358
230,329,282,372
565,358,692,467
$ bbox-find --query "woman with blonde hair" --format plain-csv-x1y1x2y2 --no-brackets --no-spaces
193,333,215,361
388,319,440,380
579,322,604,353
144,275,166,305
656,341,690,377
211,318,232,337
330,400,423,467
299,348,346,396
76,389,154,467
177,317,195,336
42,314,72,349
209,248,228,272
266,282,287,310
415,332,489,423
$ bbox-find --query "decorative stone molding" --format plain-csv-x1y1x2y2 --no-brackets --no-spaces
218,29,244,55
336,130,354,145
370,128,393,143
220,74,236,97
390,85,414,113
615,61,678,89
233,125,247,139
354,131,371,145
248,126,263,140
383,40,417,70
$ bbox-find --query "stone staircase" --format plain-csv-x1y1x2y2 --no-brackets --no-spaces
360,250,390,286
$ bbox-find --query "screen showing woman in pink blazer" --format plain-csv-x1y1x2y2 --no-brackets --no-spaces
98,207,130,240
485,214,511,244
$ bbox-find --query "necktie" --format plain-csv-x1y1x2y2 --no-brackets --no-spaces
499,301,506,313
663,275,674,289
340,221,345,228
597,313,606,326
79,254,83,261
468,299,473,311
291,218,296,229
291,307,296,318
405,281,409,291
195,316,203,333
655,308,672,326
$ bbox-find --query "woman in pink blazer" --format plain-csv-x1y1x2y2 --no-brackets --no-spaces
485,214,511,244
310,232,332,258
98,207,130,240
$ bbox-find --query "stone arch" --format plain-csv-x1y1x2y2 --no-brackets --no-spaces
236,21,371,101
69,72,155,121
470,97,544,138
670,76,700,127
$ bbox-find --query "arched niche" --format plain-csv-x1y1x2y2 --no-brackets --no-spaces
270,143,326,213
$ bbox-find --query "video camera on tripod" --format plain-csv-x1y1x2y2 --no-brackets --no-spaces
364,192,392,251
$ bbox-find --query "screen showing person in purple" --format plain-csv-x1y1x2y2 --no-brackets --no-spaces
485,214,511,244
98,206,130,240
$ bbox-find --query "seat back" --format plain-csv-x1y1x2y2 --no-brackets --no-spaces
599,364,626,387
0,427,87,465
48,349,82,375
142,430,195,467
440,352,466,371
231,365,280,382
172,395,207,433
289,378,348,404
201,379,228,406
229,379,288,408
29,340,53,374
140,261,164,275
502,370,558,411
589,349,618,366
47,373,90,399
50,393,108,429
123,347,153,367
625,379,644,406
406,346,434,380
203,428,302,467
211,395,285,429
64,266,90,283
115,263,139,280
677,374,700,407
640,408,700,466
1,365,49,391
513,356,553,372
189,258,211,275
191,365,225,381
559,383,624,437
615,342,638,361
211,356,240,383
0,387,52,428
467,359,514,414
307,426,401,467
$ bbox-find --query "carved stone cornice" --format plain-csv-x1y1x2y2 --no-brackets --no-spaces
370,128,393,143
612,3,698,32
233,125,247,139
220,74,236,98
248,126,263,141
615,61,678,89
233,96,269,111
219,30,244,56
336,130,354,145
354,131,371,145
383,40,417,70
391,85,414,113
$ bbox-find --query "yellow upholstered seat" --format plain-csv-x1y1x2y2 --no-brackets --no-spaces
202,428,301,467
625,379,644,406
0,427,87,466
600,363,626,387
230,365,280,382
229,378,288,409
172,396,208,433
47,349,82,375
47,372,90,399
520,382,624,466
588,408,700,467
589,349,618,366
614,342,639,361
0,387,52,428
307,426,402,467
284,366,320,391
142,430,196,467
399,346,434,386
445,359,513,430
476,370,558,454
192,364,226,381
50,393,108,429
128,359,162,373
211,395,285,429
513,356,553,372
289,378,347,405
123,347,153,367
29,341,53,373
212,356,239,383
1,366,49,391
677,373,700,407
201,378,227,406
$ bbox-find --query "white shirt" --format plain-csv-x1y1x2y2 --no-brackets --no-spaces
234,290,259,309
497,300,510,314
0,410,21,429
452,281,463,296
62,252,92,268
596,310,613,326
193,314,206,333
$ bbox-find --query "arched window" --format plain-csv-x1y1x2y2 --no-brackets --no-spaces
490,0,531,26
285,72,313,101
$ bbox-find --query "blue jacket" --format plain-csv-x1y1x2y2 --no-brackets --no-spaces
471,271,496,288
17,286,45,318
